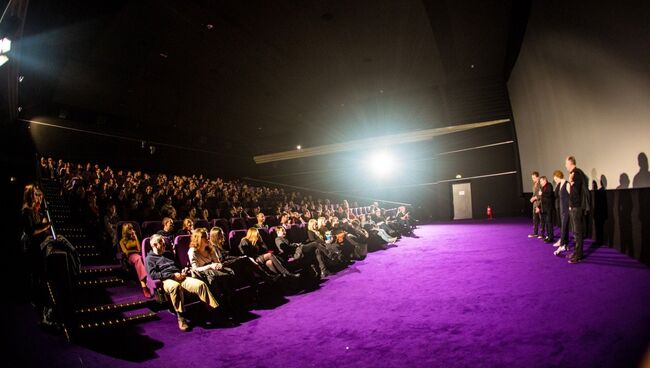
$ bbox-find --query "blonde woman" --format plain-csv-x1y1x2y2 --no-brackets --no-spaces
238,228,298,278
209,226,277,286
119,223,151,298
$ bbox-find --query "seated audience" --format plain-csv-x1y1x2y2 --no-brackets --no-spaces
238,228,298,278
274,226,325,278
146,234,220,331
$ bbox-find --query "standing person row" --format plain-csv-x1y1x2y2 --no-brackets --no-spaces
532,156,590,264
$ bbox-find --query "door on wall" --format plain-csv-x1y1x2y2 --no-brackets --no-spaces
452,182,472,220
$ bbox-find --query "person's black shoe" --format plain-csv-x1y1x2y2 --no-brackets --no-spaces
568,257,581,264
544,238,554,243
284,272,300,279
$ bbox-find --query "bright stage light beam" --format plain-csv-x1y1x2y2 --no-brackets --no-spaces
0,38,11,54
368,151,396,178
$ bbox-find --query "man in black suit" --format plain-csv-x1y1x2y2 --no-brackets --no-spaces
565,156,590,264
528,172,542,238
539,176,555,243
552,170,570,255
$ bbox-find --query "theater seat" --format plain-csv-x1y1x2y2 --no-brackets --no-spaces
212,218,230,234
287,224,308,244
193,219,210,230
266,215,279,227
141,237,163,300
141,221,162,238
245,217,257,228
173,235,192,268
230,217,246,231
228,230,247,255
257,228,274,251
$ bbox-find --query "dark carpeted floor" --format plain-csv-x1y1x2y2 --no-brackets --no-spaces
7,218,650,368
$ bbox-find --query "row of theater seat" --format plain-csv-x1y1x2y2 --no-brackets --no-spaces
119,206,395,241
123,206,397,298
197,203,379,222
139,225,309,297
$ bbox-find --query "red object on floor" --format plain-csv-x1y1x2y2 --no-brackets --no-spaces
487,206,493,220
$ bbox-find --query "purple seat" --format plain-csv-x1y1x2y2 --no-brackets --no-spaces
142,237,163,297
174,235,192,268
266,215,279,227
286,224,307,244
194,219,210,230
230,217,246,230
212,218,230,234
228,230,247,255
267,227,281,250
257,228,274,251
141,221,162,238
245,217,257,228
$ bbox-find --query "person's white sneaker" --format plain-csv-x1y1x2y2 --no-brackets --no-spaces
553,246,566,256
553,239,561,247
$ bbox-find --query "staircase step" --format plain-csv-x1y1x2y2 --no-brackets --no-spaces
78,276,124,287
79,251,102,258
77,308,158,330
80,264,122,275
75,299,150,314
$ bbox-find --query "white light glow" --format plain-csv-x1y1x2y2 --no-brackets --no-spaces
0,38,11,54
369,151,396,178
0,55,8,67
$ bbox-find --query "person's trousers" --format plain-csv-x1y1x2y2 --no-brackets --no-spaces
542,210,554,240
163,277,219,314
128,253,148,281
569,207,584,259
559,210,569,246
532,208,541,235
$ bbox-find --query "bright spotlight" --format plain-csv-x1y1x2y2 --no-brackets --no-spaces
0,38,10,54
368,150,396,178
296,145,302,150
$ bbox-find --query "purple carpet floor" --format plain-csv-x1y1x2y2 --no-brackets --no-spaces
7,218,650,367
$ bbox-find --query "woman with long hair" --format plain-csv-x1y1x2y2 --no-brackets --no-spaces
119,223,151,298
238,228,298,278
209,227,278,285
22,184,50,254
189,228,235,319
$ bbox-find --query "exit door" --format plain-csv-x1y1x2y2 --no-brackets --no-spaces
452,182,472,220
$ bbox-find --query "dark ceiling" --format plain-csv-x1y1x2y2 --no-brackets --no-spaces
17,0,525,159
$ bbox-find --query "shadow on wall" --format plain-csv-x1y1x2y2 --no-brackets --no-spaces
633,152,650,188
589,152,650,266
